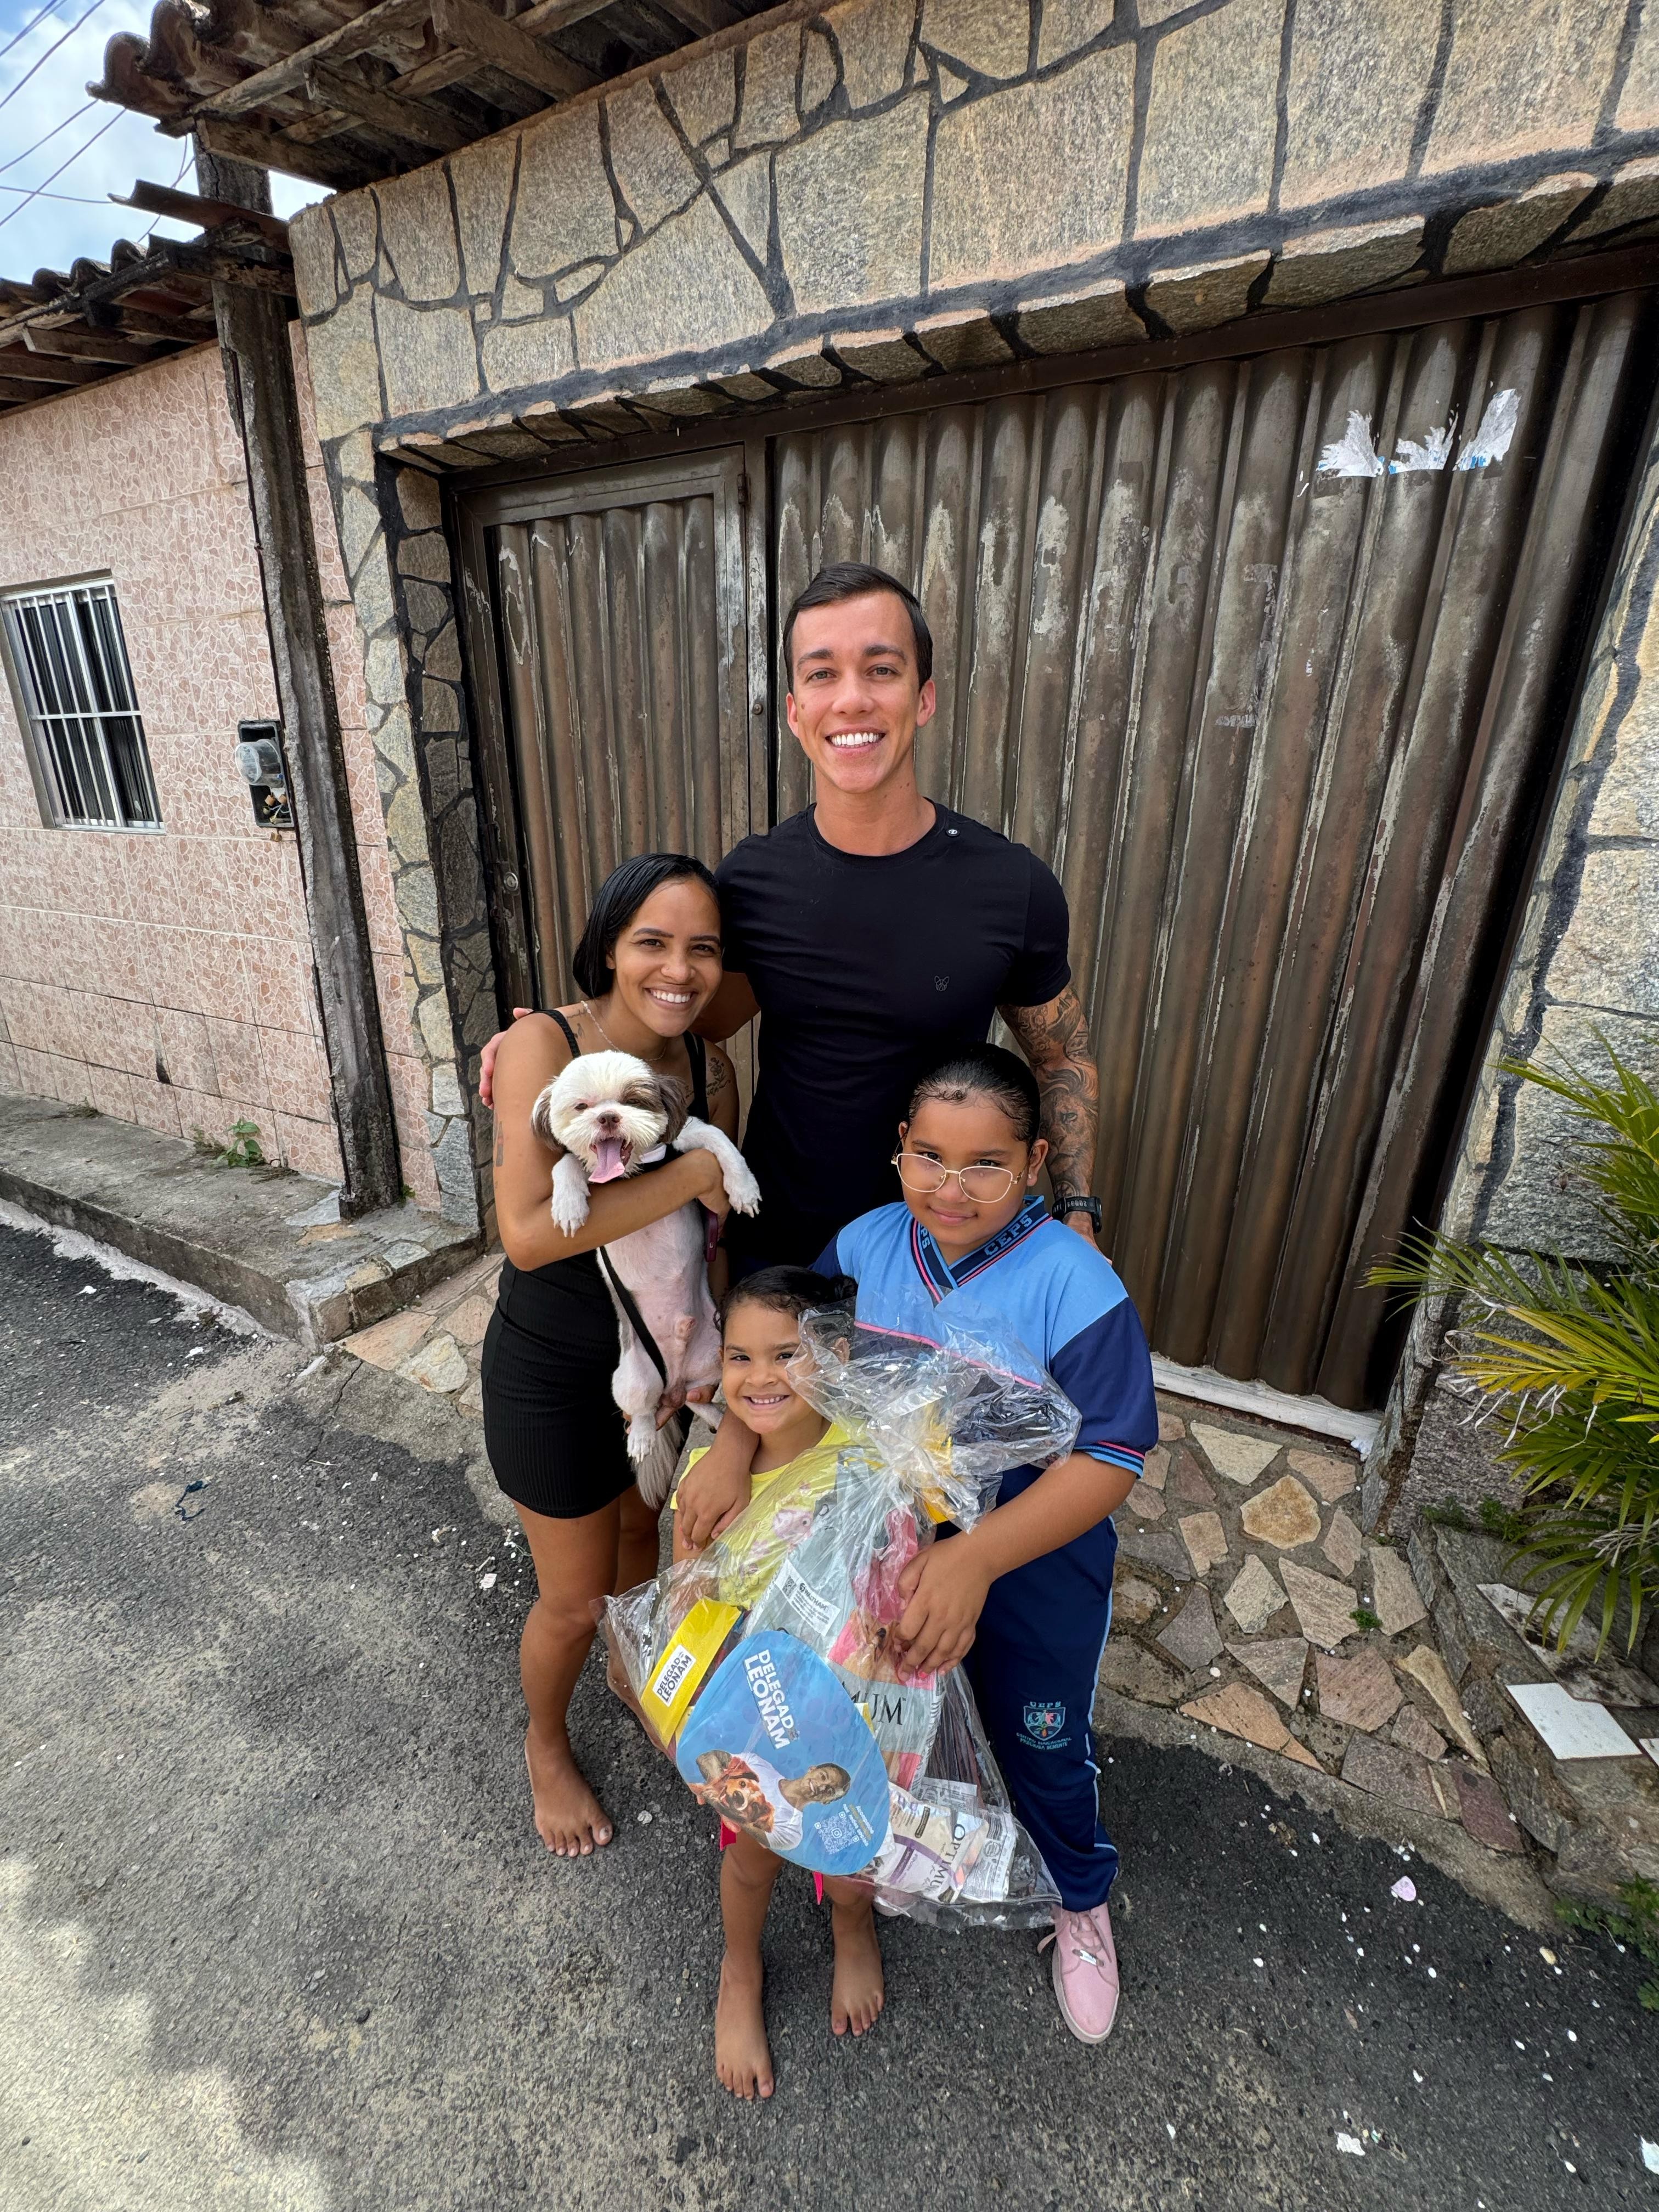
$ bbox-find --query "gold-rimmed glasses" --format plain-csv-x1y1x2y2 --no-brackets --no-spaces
892,1150,1022,1203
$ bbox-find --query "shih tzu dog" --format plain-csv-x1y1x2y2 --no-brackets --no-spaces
532,1049,760,1503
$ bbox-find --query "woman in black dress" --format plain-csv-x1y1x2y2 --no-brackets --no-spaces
484,854,741,1857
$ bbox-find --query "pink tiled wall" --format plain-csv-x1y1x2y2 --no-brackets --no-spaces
0,337,441,1210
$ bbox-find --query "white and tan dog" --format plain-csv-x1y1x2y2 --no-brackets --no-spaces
531,1049,760,1503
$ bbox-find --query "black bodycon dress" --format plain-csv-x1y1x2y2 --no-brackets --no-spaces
480,1013,708,1520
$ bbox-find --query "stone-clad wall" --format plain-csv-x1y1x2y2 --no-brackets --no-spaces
291,0,1659,1228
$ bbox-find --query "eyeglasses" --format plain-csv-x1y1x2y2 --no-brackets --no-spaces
892,1150,1022,1203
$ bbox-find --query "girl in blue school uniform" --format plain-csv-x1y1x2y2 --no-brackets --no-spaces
812,1041,1158,2045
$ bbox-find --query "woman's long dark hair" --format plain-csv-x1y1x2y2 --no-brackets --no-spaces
570,853,721,999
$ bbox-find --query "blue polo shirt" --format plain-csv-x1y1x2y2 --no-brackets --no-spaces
815,1197,1157,1479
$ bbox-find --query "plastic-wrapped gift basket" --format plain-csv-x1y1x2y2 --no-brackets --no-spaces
605,1302,1079,1926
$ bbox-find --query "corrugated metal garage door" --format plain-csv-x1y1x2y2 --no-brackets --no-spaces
461,448,753,1013
773,293,1651,1408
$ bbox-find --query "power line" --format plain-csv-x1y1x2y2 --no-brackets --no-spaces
0,95,95,176
0,104,119,234
0,0,108,112
0,0,66,65
0,181,105,202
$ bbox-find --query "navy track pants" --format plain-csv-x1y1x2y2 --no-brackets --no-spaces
961,1472,1119,1912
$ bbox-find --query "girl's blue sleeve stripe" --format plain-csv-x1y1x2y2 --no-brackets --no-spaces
1051,1298,1159,1466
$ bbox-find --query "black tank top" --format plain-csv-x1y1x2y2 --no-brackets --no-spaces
494,1013,709,1352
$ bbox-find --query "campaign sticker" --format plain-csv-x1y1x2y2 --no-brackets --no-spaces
676,1630,891,1877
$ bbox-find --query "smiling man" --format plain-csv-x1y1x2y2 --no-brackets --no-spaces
479,561,1102,1267
705,561,1101,1275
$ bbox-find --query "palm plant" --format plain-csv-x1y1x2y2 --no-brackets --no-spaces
1369,1040,1659,1658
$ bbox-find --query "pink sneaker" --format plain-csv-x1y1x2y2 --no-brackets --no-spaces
1040,1901,1120,2044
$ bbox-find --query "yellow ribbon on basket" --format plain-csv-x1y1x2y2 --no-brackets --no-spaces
643,1598,743,1741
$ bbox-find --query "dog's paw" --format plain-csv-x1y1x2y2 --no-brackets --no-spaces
678,1119,762,1216
550,1154,591,1234
721,1155,762,1217
625,1414,657,1462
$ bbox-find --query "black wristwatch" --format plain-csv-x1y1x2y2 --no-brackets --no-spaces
1053,1193,1102,1229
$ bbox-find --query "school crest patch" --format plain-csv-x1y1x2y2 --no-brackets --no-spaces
1023,1701,1066,1743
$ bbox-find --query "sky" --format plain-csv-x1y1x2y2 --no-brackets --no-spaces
0,0,328,282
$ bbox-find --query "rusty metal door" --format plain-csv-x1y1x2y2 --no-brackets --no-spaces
773,293,1651,1408
460,448,755,1012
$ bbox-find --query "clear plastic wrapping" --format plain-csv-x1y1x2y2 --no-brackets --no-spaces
604,1303,1079,1927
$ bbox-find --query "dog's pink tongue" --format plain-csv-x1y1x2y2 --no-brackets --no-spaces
590,1136,628,1183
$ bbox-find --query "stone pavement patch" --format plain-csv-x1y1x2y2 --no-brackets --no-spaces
1240,1475,1322,1549
1127,1480,1166,1520
1286,1447,1356,1501
1280,1559,1361,1650
444,1294,494,1347
1113,1574,1163,1628
1396,1644,1487,1767
1179,1509,1228,1577
1368,1544,1429,1634
1170,1453,1220,1506
400,1332,470,1395
1222,1554,1285,1634
1157,1585,1224,1671
1139,1444,1170,1489
1190,1423,1280,1486
1181,1681,1321,1767
1158,1409,1185,1441
1321,1506,1363,1578
1229,1635,1308,1709
1315,1646,1402,1732
1099,1638,1187,1707
346,1308,436,1370
1392,1703,1447,1761
1340,1734,1440,1818
1453,1765,1527,1853
1117,1525,1196,1579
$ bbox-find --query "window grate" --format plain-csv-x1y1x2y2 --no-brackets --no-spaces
2,578,160,829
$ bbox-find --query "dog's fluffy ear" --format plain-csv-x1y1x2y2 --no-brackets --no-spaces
529,1083,561,1148
656,1073,690,1146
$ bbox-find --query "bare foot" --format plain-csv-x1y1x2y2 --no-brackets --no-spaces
830,1893,884,2036
524,1733,612,1856
715,1951,774,2099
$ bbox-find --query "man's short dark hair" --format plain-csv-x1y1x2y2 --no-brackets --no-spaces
782,561,933,687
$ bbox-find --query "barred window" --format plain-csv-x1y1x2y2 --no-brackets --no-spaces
2,578,161,830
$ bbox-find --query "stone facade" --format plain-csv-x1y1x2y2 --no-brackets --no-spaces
0,342,438,1207
290,0,1659,1240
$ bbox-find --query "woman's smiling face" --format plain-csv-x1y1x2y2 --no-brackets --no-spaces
897,1095,1047,1259
606,877,723,1037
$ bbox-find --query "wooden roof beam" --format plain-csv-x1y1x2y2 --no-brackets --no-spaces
194,0,435,121
191,112,379,191
112,178,292,252
22,324,160,366
428,0,594,100
0,344,105,384
303,59,472,151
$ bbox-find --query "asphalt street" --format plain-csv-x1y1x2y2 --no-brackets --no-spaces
1,1214,1655,2211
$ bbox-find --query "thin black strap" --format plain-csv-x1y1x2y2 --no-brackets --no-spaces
548,1007,580,1056
597,1247,668,1388
686,1031,708,1120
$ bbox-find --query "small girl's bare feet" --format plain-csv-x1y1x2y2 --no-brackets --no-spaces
524,1733,612,1856
830,1893,884,2036
715,1952,774,2098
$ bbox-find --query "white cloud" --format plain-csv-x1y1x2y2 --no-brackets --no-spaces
0,0,328,282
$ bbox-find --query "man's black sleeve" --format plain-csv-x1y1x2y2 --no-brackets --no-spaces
1001,851,1072,1008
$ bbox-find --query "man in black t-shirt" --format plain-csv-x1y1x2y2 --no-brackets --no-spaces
479,561,1102,1267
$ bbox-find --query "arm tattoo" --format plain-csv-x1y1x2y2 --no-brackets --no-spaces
1000,986,1099,1201
705,1052,731,1096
